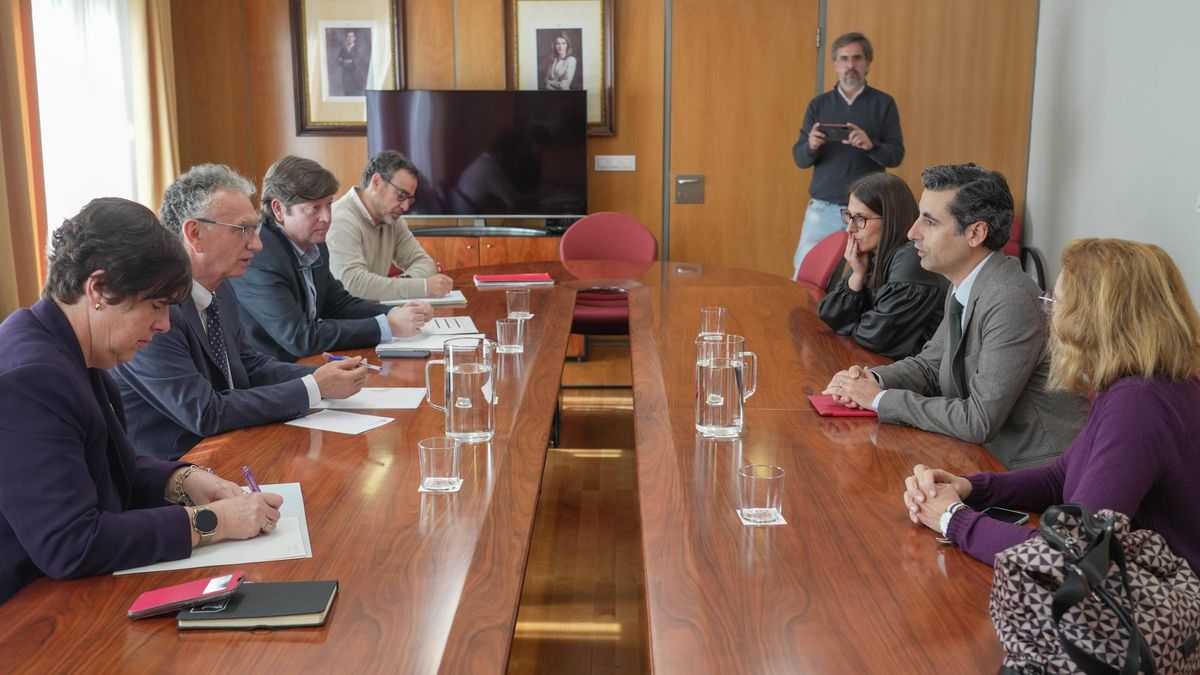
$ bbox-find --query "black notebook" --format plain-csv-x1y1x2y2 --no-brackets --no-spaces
176,580,338,630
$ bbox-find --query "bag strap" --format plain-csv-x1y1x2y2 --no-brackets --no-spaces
1042,504,1156,675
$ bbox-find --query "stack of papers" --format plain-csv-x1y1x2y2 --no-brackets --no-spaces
285,409,394,434
382,290,467,306
473,273,554,287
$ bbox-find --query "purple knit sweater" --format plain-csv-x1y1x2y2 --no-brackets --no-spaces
946,375,1200,572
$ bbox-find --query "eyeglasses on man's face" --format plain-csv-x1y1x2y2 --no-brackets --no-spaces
840,208,882,231
383,177,417,206
196,217,262,240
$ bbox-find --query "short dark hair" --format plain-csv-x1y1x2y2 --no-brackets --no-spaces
259,155,340,224
831,32,873,62
43,197,192,305
160,164,256,235
360,150,421,189
847,172,919,288
920,163,1013,251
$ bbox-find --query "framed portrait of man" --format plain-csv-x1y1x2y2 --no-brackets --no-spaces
290,0,404,136
508,0,613,135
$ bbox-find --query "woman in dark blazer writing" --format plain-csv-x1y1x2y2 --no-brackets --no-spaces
817,172,947,359
0,198,282,604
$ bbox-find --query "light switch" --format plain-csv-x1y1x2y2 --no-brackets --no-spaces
594,155,636,172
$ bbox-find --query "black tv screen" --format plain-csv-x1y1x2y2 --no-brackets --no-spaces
366,90,588,218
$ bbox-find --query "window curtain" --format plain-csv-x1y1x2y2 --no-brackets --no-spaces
129,0,179,208
0,0,46,318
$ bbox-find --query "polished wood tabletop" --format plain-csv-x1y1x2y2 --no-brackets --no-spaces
0,261,1006,674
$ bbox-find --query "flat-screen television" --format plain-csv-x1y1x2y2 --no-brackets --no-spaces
366,90,587,219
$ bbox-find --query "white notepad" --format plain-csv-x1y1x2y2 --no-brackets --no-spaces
115,482,312,575
381,290,467,306
312,387,424,410
285,409,394,434
422,315,479,335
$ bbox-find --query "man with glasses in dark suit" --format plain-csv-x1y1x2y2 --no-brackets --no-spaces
113,164,369,461
326,150,453,302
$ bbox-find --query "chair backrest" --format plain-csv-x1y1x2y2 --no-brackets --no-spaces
559,212,658,262
795,230,848,299
1002,215,1023,258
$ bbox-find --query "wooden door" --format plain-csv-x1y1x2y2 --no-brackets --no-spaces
668,1,818,278
825,0,1039,213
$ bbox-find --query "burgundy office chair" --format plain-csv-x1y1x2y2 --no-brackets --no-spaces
1004,215,1047,290
794,230,848,300
559,212,658,336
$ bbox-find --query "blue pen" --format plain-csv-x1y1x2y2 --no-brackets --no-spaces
243,466,261,493
326,354,382,372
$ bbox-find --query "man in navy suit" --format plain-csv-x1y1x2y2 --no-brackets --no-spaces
113,165,371,461
229,155,431,362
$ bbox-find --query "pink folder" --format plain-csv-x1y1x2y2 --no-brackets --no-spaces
807,394,877,417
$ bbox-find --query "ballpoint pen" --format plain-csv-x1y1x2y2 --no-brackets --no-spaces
326,354,382,371
242,466,261,493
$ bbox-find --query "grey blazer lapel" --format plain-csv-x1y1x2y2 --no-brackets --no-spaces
947,253,1002,398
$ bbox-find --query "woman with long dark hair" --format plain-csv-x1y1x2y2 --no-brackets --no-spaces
817,172,947,358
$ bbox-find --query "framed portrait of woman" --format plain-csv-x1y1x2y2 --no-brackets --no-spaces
507,0,614,136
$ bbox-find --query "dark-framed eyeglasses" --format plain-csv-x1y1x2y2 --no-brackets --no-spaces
196,217,262,240
382,177,417,206
839,208,882,231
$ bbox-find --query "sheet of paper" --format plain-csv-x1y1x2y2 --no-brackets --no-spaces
377,332,485,352
284,409,393,435
115,482,312,575
382,290,467,306
313,387,424,410
421,315,479,335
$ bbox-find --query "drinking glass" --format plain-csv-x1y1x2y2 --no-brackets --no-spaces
738,464,784,524
496,318,525,354
418,436,463,492
698,306,726,340
506,288,533,320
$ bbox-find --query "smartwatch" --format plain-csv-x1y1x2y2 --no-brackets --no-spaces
192,506,219,545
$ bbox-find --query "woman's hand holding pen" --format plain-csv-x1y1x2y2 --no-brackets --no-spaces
180,470,242,504
190,492,284,547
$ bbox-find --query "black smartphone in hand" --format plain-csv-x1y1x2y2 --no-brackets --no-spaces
818,123,851,142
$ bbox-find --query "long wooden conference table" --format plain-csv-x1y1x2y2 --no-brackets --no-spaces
0,261,1006,673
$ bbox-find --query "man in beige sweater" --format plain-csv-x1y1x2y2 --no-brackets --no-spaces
327,151,454,301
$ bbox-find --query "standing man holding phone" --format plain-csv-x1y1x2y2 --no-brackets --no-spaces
791,32,905,278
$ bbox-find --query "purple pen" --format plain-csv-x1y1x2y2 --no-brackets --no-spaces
243,466,261,493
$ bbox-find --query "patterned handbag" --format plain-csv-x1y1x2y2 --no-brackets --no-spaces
990,504,1200,674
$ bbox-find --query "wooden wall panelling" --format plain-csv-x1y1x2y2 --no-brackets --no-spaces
453,0,506,89
406,0,456,89
668,0,817,277
243,1,366,193
587,0,665,246
172,0,252,173
825,0,1039,214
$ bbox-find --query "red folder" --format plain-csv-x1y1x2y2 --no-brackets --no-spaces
807,394,877,417
473,273,554,285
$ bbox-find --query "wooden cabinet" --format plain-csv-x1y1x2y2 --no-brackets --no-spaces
415,235,562,270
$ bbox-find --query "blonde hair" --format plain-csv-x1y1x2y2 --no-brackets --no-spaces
1049,238,1200,392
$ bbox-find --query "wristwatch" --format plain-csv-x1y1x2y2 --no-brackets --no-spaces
939,501,969,537
192,507,219,545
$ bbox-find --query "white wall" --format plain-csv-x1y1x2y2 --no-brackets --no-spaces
1026,1,1200,301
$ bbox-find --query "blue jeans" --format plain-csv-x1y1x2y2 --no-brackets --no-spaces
792,198,845,279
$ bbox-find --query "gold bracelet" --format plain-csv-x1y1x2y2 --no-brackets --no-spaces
173,465,212,506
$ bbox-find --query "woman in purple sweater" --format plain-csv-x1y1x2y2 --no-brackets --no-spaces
902,238,1200,571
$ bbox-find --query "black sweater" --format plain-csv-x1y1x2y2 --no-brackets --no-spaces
792,85,904,204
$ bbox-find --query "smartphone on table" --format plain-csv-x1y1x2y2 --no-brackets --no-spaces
982,506,1030,526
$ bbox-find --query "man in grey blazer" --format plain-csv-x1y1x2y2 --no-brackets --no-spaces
113,165,369,461
824,163,1088,468
230,155,432,362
